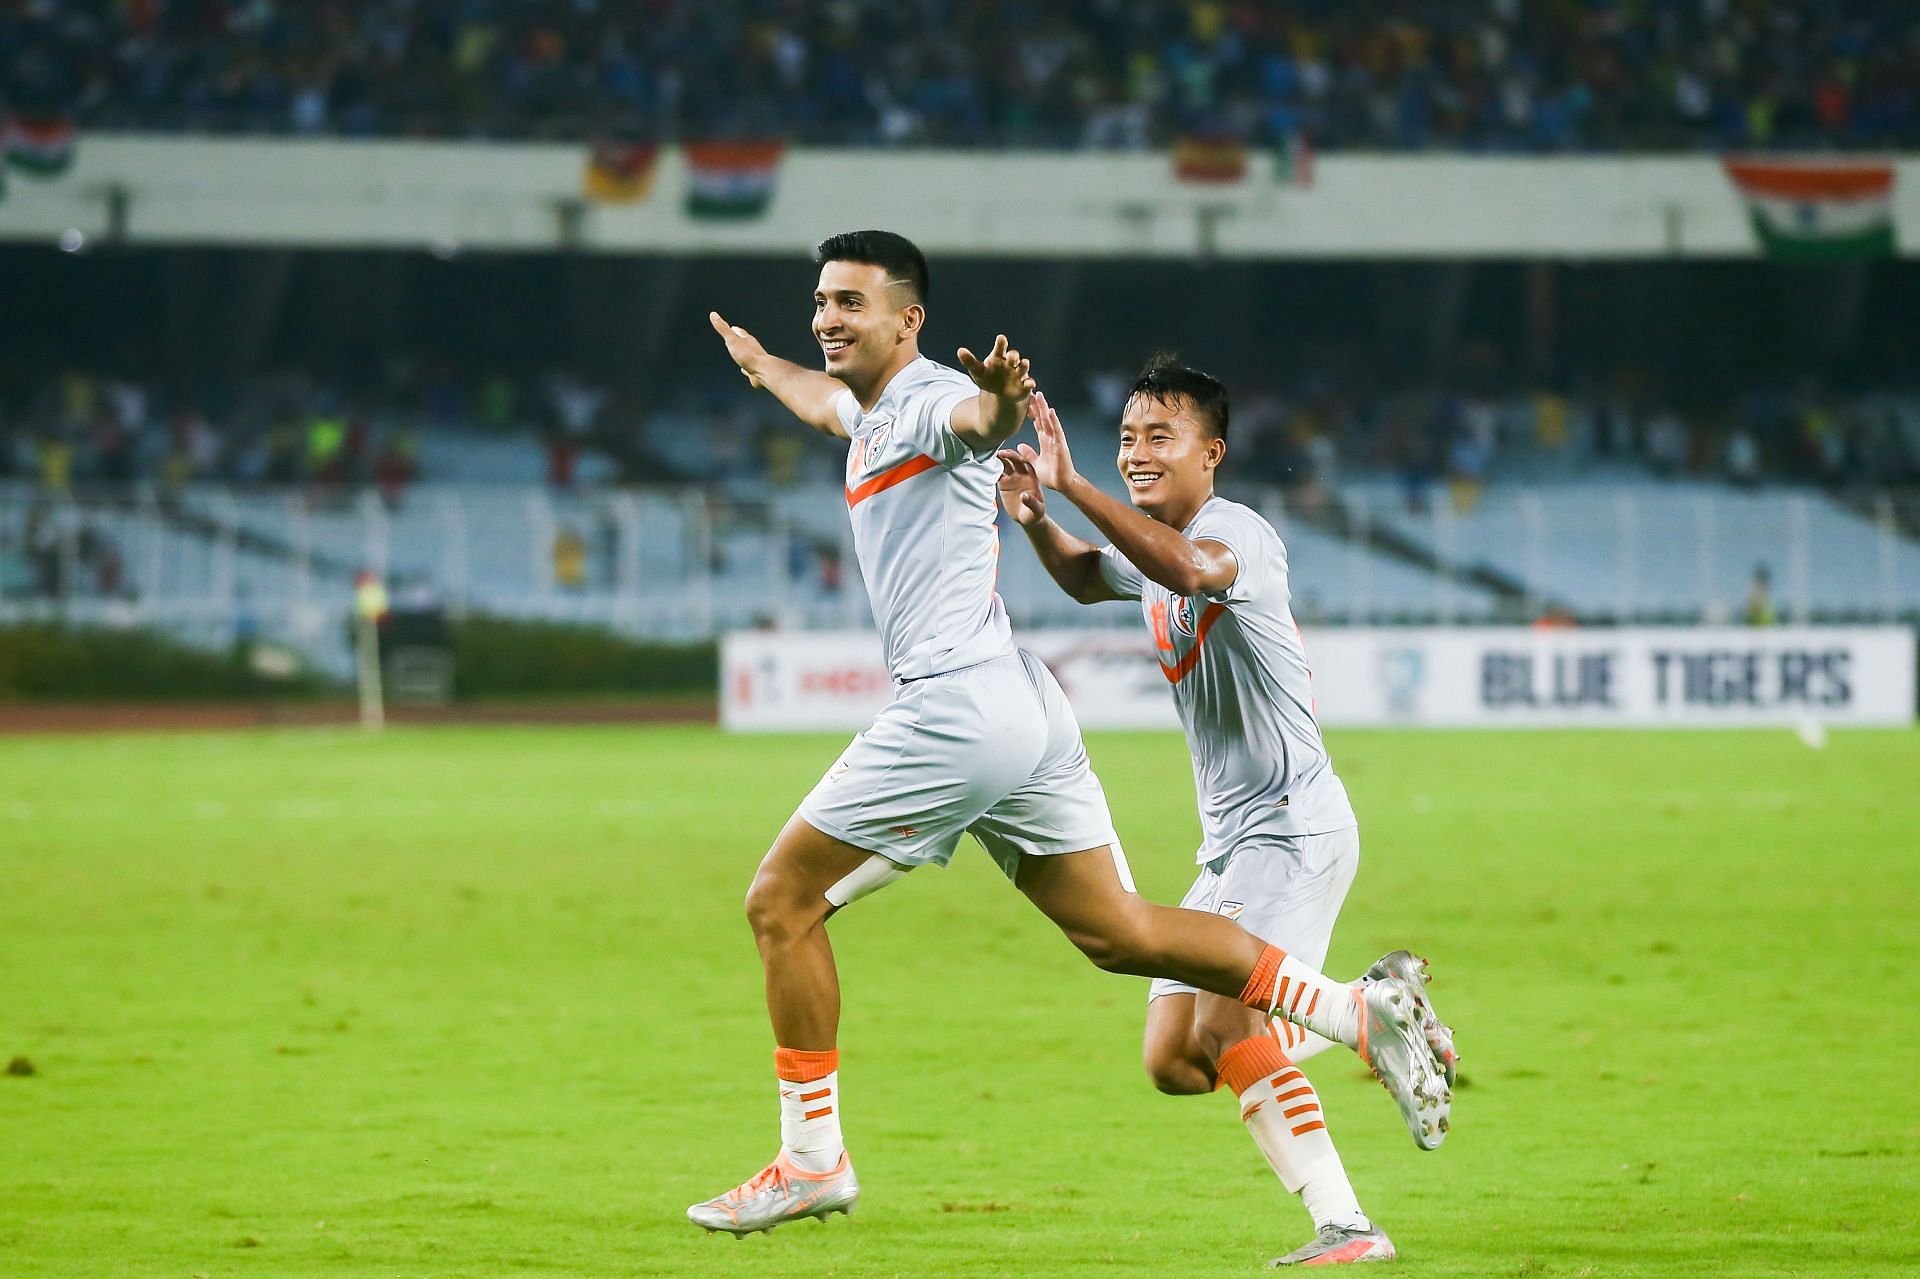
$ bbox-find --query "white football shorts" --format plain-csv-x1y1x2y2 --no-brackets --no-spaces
798,648,1120,881
1148,825,1360,1003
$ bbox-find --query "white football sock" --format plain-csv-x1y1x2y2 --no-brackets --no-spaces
774,1047,844,1174
1219,1035,1369,1232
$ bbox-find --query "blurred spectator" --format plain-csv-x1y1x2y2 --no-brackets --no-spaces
1744,564,1778,626
5,1,1915,152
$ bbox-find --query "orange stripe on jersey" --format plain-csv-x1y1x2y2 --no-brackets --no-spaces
803,1106,834,1121
1158,602,1228,684
798,1088,831,1102
846,453,940,508
1282,1102,1321,1119
1291,1120,1328,1136
1275,1086,1315,1103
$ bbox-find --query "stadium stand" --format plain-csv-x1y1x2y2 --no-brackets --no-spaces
7,0,1918,150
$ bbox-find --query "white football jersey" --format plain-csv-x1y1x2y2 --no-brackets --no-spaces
1099,496,1357,861
834,357,1014,681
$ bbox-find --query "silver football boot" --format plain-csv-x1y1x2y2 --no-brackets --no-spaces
1357,977,1451,1150
1270,1222,1398,1267
687,1152,859,1236
1363,949,1458,1088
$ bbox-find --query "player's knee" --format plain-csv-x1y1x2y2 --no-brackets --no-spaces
742,869,822,945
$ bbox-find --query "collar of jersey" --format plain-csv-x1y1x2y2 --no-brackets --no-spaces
850,356,932,424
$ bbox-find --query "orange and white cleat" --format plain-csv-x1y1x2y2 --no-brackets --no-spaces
687,1151,859,1236
1269,1222,1397,1267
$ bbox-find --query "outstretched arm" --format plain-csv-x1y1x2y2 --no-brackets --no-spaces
709,312,849,439
996,446,1120,604
1026,392,1236,597
950,334,1036,453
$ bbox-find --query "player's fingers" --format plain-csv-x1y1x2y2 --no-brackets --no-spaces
1017,443,1039,461
956,346,980,373
709,311,731,335
991,334,1009,361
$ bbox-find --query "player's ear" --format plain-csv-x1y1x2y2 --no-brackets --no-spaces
1205,434,1227,470
898,302,925,341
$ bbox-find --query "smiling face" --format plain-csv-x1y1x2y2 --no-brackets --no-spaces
812,259,922,396
1117,391,1226,524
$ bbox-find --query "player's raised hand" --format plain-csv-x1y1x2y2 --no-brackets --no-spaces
996,445,1048,526
709,311,768,388
956,334,1035,403
1026,390,1079,492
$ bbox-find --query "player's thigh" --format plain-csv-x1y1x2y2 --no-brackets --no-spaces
799,662,1046,872
1014,844,1145,957
969,650,1121,881
747,811,885,927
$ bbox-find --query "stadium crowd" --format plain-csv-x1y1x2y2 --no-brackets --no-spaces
4,0,1916,151
4,362,1917,503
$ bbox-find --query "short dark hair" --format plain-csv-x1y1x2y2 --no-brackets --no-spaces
814,229,931,304
1127,354,1229,440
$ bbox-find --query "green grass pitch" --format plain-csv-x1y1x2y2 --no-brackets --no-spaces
3,724,1915,1278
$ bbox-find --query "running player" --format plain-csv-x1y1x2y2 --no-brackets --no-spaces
996,360,1456,1266
691,232,1450,1243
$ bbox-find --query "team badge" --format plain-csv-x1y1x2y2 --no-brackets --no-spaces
1170,596,1198,638
827,758,851,782
1218,900,1246,920
866,420,892,455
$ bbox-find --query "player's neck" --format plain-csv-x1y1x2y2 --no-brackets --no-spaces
1151,484,1215,532
842,345,922,412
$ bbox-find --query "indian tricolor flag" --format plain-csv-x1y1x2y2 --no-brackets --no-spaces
4,115,77,177
1724,157,1897,261
684,141,785,220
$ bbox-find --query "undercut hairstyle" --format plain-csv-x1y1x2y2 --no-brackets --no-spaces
1128,354,1230,440
814,229,931,305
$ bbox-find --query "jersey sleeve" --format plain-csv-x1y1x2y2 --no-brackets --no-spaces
832,388,860,435
1097,544,1147,601
1191,504,1284,607
896,373,983,468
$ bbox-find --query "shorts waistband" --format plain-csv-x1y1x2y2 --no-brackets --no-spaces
894,650,1019,686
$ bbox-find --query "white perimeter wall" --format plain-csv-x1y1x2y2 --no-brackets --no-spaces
722,627,1918,730
3,136,1918,258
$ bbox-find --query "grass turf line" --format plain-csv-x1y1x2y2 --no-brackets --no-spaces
2,726,1915,1278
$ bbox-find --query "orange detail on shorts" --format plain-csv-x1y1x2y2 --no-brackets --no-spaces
1283,1102,1321,1119
1289,979,1307,1015
846,453,940,508
1305,989,1320,1018
803,1106,834,1121
1157,602,1228,684
1217,1033,1288,1096
775,1046,839,1083
798,1088,831,1103
1274,976,1291,1011
1291,1120,1328,1137
1239,945,1284,1011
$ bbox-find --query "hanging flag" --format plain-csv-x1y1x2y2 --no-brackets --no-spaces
1274,131,1315,189
1173,135,1248,184
1723,157,1896,261
684,141,786,219
582,140,659,203
4,115,77,177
